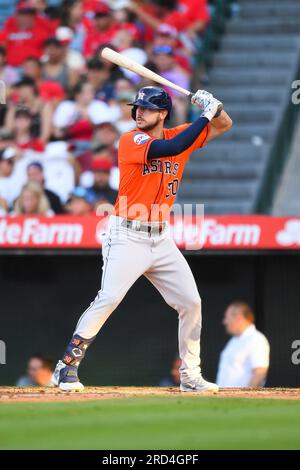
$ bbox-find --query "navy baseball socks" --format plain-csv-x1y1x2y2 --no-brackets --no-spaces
52,335,95,391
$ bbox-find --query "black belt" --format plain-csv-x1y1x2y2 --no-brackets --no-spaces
121,219,166,235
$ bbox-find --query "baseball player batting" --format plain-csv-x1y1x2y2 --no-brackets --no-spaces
53,86,232,392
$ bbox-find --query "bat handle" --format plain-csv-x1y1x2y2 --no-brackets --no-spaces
215,102,224,117
189,91,224,117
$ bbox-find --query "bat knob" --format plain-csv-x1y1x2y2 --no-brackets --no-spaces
215,102,223,118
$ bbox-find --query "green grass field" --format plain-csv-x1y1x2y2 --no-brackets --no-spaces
1,396,300,450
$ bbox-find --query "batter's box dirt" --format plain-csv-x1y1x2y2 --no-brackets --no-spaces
0,387,300,402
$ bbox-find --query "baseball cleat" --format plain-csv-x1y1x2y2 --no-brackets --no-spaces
180,376,219,393
59,381,84,392
52,360,84,392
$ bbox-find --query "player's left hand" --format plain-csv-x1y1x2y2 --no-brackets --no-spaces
191,90,214,109
191,90,224,118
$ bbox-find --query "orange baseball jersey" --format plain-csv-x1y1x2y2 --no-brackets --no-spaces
114,123,210,222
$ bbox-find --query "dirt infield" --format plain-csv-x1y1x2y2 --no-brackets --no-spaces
1,386,300,402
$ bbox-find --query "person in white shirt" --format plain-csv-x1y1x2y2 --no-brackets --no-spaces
0,147,18,211
216,302,270,388
12,181,54,217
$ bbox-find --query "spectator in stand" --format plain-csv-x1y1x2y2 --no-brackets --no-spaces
111,2,140,45
152,45,190,88
7,107,45,152
55,26,85,72
22,56,44,83
114,77,136,97
153,23,178,50
0,147,17,213
27,161,64,214
86,58,113,102
83,3,119,58
181,0,210,37
82,0,104,18
97,44,125,83
12,78,41,129
112,22,140,54
65,186,95,215
21,57,67,140
0,128,16,152
92,122,119,165
16,353,54,387
152,45,190,124
115,90,136,134
32,0,49,14
13,181,54,215
0,0,208,220
128,0,210,44
0,47,20,88
25,0,59,34
159,356,181,387
152,23,192,73
60,0,91,54
22,56,66,103
112,31,148,85
5,78,48,141
78,145,115,172
0,197,7,216
31,0,60,32
52,79,118,152
0,1,49,67
87,157,118,206
216,302,270,388
42,37,79,89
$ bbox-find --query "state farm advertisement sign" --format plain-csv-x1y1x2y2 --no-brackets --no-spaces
0,216,300,250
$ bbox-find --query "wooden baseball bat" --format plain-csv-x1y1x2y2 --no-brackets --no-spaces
101,47,223,113
101,47,193,97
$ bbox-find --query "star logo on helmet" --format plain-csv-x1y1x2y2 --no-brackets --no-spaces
138,91,145,100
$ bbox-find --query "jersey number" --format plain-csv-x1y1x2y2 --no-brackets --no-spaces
166,179,179,198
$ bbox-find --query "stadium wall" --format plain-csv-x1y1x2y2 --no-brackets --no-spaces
0,251,300,387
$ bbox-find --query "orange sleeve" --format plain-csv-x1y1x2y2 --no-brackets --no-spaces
119,131,156,165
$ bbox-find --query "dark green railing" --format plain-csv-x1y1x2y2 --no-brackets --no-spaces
255,58,300,213
196,0,233,70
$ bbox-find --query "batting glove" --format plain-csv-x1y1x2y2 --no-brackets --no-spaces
201,97,223,121
191,90,213,109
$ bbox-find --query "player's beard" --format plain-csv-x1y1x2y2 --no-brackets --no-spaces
136,114,161,132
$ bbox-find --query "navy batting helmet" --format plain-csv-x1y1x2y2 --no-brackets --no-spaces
128,86,172,120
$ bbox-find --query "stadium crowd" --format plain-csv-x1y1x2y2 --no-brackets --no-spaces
0,0,211,216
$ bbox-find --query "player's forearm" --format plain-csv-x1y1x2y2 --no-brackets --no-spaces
148,116,209,159
191,91,232,140
210,110,232,131
206,110,232,141
249,368,268,387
